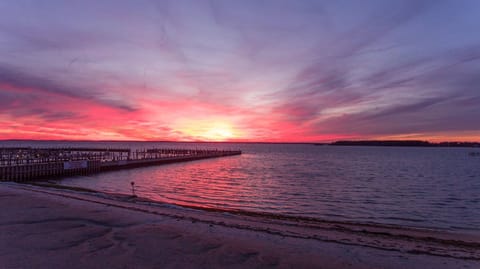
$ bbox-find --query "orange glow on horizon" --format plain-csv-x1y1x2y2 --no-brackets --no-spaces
173,119,243,141
376,131,480,143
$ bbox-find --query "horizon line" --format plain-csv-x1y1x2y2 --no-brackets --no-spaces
1,139,479,144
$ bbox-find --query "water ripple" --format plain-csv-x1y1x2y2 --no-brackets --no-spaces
52,143,480,233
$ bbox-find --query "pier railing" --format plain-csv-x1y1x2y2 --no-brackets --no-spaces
0,147,241,182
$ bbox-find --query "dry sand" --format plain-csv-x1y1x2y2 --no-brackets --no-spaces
0,182,479,269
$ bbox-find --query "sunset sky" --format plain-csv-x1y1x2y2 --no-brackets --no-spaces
1,0,479,142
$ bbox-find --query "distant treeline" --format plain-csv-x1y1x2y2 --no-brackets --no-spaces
326,140,480,147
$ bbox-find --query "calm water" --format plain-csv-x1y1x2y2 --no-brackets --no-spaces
2,141,479,233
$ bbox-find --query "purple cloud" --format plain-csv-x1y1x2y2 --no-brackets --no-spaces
0,0,479,141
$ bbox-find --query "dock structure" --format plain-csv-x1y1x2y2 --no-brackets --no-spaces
0,147,241,182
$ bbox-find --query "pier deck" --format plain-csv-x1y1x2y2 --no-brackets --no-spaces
0,147,241,182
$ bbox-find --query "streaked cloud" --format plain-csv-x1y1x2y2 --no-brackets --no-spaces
0,0,479,141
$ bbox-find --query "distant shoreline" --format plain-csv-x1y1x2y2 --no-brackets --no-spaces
326,140,480,148
0,139,479,147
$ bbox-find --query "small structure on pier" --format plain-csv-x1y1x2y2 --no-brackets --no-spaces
0,147,241,182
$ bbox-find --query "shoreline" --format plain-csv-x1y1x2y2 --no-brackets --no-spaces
1,182,479,268
27,181,480,239
44,181,480,236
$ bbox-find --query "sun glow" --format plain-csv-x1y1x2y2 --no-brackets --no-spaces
174,120,239,141
203,125,234,141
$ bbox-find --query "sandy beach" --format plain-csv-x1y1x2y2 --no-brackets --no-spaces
0,183,478,269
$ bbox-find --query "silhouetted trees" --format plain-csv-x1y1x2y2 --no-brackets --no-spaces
329,140,480,147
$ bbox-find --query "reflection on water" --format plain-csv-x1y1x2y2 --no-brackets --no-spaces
2,141,477,232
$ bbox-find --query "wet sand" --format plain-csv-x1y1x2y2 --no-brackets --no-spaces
0,183,478,269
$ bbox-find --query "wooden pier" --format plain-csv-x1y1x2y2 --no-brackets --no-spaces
0,147,241,182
